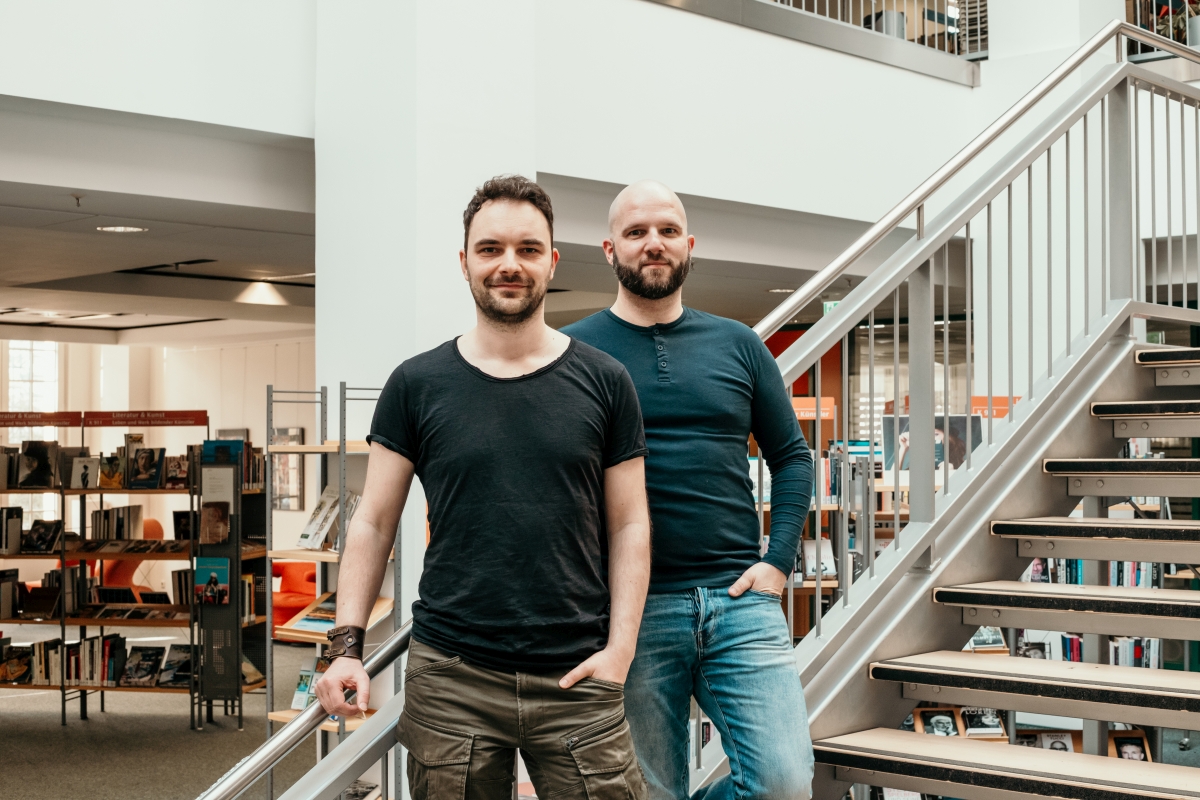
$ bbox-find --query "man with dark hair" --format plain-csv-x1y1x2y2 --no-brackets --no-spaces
315,175,653,800
565,180,815,800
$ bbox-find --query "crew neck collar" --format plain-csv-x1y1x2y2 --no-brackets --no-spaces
603,306,690,333
451,336,577,382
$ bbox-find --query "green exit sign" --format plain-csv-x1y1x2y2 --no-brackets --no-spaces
823,300,840,315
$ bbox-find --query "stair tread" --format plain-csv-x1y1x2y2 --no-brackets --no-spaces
934,580,1200,613
814,728,1200,797
1136,347,1200,366
992,517,1200,540
1043,457,1200,474
1092,399,1200,417
872,650,1200,698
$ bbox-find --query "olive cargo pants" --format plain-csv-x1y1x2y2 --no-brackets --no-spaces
397,640,649,800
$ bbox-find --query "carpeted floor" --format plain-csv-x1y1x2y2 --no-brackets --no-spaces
0,625,318,800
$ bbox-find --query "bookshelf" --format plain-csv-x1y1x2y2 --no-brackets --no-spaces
263,383,395,794
0,409,269,730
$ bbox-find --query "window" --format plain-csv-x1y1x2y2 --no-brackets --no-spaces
6,340,60,522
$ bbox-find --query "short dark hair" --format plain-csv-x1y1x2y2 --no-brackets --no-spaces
462,174,554,249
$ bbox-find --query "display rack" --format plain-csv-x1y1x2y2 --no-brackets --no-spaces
0,410,212,727
263,382,394,798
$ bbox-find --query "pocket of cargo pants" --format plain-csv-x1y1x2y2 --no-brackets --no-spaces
565,716,647,800
397,711,473,800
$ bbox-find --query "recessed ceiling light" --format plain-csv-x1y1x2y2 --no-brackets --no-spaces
767,288,796,294
97,226,148,233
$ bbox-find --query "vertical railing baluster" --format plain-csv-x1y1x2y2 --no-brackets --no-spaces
908,262,936,525
1168,92,1174,309
1048,146,1054,376
1152,87,1158,305
1084,112,1091,335
965,221,973,469
1066,127,1073,355
868,309,876,565
842,329,851,605
943,244,951,494
1136,82,1143,302
1027,164,1034,397
1181,93,1188,309
1103,96,1109,311
1007,183,1014,422
813,357,823,638
987,200,993,444
893,287,901,549
1195,101,1199,305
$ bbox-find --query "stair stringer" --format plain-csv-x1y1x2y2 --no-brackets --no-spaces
798,303,1200,799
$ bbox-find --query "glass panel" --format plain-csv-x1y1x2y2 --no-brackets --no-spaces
31,349,56,383
9,383,29,412
8,346,30,377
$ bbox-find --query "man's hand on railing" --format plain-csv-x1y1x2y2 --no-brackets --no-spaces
314,656,371,717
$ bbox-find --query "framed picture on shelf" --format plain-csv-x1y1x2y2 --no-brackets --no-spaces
99,455,125,489
271,427,305,511
914,707,964,737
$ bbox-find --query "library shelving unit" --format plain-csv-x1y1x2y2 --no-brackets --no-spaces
0,409,267,730
263,383,396,796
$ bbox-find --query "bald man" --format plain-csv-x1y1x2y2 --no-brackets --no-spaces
564,181,815,800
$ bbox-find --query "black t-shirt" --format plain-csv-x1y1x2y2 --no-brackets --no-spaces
368,338,648,672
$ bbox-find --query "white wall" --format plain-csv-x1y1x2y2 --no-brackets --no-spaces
0,0,317,138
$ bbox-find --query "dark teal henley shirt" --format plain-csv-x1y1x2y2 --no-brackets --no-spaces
564,307,814,593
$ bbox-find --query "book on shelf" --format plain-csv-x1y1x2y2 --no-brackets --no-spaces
120,646,164,687
1108,560,1157,589
172,510,192,541
801,538,836,578
195,557,230,605
0,568,19,618
241,653,264,685
21,587,60,619
915,707,963,737
0,508,19,556
1108,636,1160,669
278,593,393,643
29,638,63,686
1110,729,1152,761
289,656,331,709
1062,633,1084,662
172,567,193,606
240,574,256,624
1040,731,1077,753
98,455,125,489
139,591,171,605
128,448,166,489
17,441,59,490
342,780,381,800
69,456,100,490
164,456,189,490
90,506,144,541
20,519,63,554
200,501,230,545
0,645,32,683
965,626,1007,653
122,434,144,486
156,644,192,688
297,486,340,550
960,707,1005,738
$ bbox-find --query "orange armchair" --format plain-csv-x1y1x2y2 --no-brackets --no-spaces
273,561,316,636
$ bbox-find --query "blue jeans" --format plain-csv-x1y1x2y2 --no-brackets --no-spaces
624,588,814,800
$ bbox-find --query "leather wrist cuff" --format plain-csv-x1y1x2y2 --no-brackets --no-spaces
326,625,366,660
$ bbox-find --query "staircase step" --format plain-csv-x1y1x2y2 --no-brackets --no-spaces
1136,347,1200,366
814,728,1200,800
871,650,1200,729
1042,458,1200,497
992,516,1200,562
933,581,1200,640
1136,349,1200,385
1092,399,1200,437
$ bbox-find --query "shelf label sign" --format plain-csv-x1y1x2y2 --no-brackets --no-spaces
792,397,835,420
83,410,208,427
0,411,83,427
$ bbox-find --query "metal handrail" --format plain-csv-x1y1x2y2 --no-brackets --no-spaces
198,621,412,800
752,19,1200,342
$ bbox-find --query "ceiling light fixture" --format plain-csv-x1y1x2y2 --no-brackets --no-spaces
265,272,316,282
767,288,796,294
97,226,148,233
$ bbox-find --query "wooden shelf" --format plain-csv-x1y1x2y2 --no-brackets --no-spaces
268,707,376,732
243,679,267,692
267,440,369,455
276,594,392,644
242,544,267,560
243,615,268,628
269,548,340,563
0,615,191,628
0,683,190,693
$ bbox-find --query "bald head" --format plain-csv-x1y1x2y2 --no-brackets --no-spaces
603,180,694,302
608,180,687,236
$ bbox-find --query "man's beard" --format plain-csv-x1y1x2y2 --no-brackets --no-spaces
612,252,692,300
470,273,547,326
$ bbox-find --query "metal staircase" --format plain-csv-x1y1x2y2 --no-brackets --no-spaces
199,19,1200,800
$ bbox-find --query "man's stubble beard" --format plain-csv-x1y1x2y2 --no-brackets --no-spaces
470,272,548,326
611,251,692,300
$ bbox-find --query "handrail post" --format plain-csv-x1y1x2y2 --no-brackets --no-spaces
907,261,936,525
